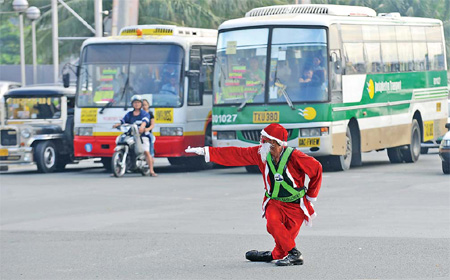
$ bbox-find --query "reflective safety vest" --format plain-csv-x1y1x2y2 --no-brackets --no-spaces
265,147,306,203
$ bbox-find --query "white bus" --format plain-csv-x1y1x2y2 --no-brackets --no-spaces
212,4,448,171
72,25,217,169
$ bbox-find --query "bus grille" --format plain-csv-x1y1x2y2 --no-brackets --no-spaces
1,129,17,146
241,129,293,142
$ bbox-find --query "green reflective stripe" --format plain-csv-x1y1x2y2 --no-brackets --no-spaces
265,188,305,202
266,147,305,202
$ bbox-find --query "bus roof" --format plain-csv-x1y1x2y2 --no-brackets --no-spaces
81,24,217,50
219,4,442,31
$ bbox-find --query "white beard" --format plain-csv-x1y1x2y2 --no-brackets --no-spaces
258,142,272,163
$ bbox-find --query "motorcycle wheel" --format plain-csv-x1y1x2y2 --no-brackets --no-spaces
112,150,127,177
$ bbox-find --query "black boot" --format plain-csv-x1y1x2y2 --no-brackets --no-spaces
245,250,273,262
275,248,303,266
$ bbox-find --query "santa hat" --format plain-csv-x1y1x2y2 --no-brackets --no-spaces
261,123,288,146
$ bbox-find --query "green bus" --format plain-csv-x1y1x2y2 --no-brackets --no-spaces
212,4,448,171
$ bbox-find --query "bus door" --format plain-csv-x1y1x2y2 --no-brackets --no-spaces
186,45,216,146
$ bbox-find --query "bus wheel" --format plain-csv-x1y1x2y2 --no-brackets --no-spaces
387,147,403,163
401,120,421,163
35,141,58,173
329,126,352,171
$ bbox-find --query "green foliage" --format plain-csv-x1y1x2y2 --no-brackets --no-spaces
0,0,449,68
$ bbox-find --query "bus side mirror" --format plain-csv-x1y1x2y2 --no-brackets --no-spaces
330,52,342,74
63,73,70,88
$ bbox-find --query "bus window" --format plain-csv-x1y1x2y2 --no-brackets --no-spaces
343,43,365,74
365,43,382,73
214,28,269,105
411,26,426,41
397,42,414,71
269,28,328,103
395,26,412,41
425,25,442,42
381,42,399,72
341,25,363,42
362,25,380,41
413,42,427,71
427,42,445,70
379,25,396,41
341,25,365,74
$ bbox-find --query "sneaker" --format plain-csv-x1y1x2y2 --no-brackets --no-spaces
275,248,303,266
245,250,273,262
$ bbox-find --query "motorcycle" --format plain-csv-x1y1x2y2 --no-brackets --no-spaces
111,123,150,177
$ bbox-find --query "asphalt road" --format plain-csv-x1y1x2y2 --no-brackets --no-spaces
1,150,449,280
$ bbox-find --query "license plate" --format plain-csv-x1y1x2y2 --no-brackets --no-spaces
298,138,320,147
0,149,8,157
253,111,279,123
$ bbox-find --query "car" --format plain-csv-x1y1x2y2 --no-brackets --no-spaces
421,99,450,154
0,86,75,173
439,123,450,174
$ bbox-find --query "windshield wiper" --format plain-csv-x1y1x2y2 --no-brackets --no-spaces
237,83,263,112
274,78,295,110
271,59,295,110
99,100,114,114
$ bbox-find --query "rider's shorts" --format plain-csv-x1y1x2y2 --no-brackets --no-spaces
141,136,150,152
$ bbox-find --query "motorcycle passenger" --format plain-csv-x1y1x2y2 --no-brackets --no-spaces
112,95,155,176
142,99,157,177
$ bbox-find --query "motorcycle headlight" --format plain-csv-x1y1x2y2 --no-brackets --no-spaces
20,128,31,139
76,127,93,136
120,126,131,133
160,127,183,136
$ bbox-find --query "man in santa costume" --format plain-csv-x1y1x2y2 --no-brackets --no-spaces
185,123,322,266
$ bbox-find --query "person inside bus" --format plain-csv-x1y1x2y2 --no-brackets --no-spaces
244,56,266,102
142,99,157,177
112,95,156,177
298,65,314,84
160,72,179,95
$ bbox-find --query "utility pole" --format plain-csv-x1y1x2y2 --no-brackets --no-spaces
94,0,102,37
52,0,59,84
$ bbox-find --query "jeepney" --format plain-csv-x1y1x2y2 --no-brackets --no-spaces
0,86,75,172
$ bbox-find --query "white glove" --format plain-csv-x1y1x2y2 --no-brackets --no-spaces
185,146,205,156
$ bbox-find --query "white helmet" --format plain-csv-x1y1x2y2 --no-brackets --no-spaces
130,95,143,105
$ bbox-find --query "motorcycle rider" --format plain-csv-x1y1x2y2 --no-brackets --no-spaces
112,95,153,175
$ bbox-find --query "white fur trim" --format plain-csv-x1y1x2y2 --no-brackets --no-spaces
261,130,288,146
306,195,317,202
285,168,298,189
204,147,210,162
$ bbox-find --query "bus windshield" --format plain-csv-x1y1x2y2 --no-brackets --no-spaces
269,28,328,103
213,27,328,105
77,44,184,108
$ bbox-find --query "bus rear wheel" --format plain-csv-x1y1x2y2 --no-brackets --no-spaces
387,147,404,163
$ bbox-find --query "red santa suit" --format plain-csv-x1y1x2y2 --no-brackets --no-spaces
204,125,322,260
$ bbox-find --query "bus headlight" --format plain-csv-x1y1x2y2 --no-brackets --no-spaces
217,131,236,140
300,127,329,137
20,129,31,139
160,127,183,136
76,127,93,136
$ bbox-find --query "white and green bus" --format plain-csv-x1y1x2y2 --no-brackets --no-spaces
212,4,448,171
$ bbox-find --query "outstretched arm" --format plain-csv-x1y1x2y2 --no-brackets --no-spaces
186,146,260,167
